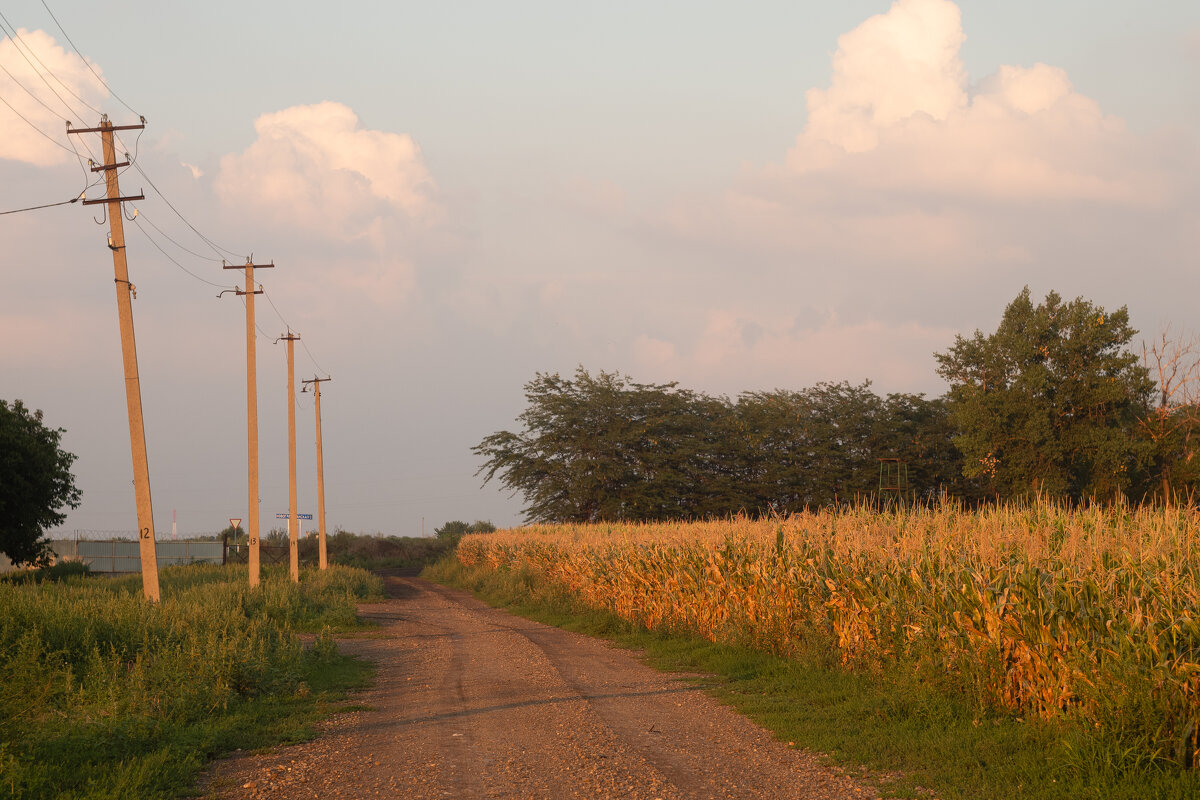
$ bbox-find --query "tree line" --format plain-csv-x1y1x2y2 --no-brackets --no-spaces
475,289,1200,523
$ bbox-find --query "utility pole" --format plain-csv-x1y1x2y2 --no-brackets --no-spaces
280,331,301,582
302,376,331,570
220,259,273,588
70,116,160,603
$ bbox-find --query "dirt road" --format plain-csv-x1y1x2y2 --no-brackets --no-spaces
201,575,880,799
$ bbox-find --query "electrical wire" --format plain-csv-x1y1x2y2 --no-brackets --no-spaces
129,213,239,290
0,89,79,156
126,157,246,262
258,284,330,376
0,12,98,117
0,56,68,122
0,13,87,125
135,208,225,263
0,194,80,215
38,0,140,118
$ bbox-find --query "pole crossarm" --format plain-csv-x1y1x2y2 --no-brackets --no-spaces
89,160,130,172
67,122,145,134
83,193,143,205
223,261,274,270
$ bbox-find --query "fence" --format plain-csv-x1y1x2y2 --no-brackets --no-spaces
51,539,224,573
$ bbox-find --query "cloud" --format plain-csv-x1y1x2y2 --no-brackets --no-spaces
0,29,107,166
180,161,203,179
647,0,1181,287
786,0,1160,205
214,102,436,240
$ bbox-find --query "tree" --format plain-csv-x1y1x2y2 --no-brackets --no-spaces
474,368,736,523
1136,328,1200,503
935,288,1153,501
434,520,496,542
0,400,82,566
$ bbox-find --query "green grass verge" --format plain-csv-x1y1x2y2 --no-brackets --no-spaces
423,557,1200,800
0,563,382,800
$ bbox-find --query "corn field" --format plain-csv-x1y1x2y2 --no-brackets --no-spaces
456,502,1200,768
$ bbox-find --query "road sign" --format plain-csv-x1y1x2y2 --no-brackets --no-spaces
275,513,314,520
229,518,242,529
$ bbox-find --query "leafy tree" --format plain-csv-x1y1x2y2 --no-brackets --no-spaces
935,288,1154,501
875,393,977,502
0,400,82,566
434,520,496,542
1135,329,1200,503
735,382,885,512
474,368,735,523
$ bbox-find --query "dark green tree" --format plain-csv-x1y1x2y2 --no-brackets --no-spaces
0,400,82,565
935,288,1154,501
874,393,977,502
735,382,885,511
474,368,735,523
434,520,496,542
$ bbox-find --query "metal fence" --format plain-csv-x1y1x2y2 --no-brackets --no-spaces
51,539,224,573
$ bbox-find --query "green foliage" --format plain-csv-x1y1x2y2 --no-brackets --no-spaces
0,399,82,566
474,368,962,522
434,520,496,543
936,288,1154,500
0,559,90,585
0,563,380,799
310,528,455,569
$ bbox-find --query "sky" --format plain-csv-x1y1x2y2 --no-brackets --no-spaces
2,0,1199,537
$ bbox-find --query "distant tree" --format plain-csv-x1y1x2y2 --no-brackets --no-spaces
874,393,977,502
218,524,246,542
474,368,734,523
434,520,496,542
0,400,82,566
1135,328,1200,503
935,288,1154,501
735,382,884,512
434,520,471,541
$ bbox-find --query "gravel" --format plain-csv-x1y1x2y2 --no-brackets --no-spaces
199,575,883,799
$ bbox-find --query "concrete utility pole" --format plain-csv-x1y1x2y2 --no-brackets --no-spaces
280,331,301,582
70,116,160,603
302,376,332,570
221,259,273,588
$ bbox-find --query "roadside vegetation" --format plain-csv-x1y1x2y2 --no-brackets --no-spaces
0,562,382,800
429,503,1200,800
215,521,495,572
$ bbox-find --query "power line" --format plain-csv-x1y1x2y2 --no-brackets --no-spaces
0,12,99,118
0,89,80,157
0,55,68,122
0,193,81,215
125,156,246,262
258,284,329,376
135,207,225,263
129,213,239,290
38,0,139,118
0,13,87,125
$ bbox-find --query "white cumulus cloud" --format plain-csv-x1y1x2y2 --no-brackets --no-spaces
786,0,1159,205
214,102,436,240
0,29,107,166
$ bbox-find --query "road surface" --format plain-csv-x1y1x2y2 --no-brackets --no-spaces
201,573,881,799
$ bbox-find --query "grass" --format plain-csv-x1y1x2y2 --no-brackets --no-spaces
0,563,382,800
426,553,1200,800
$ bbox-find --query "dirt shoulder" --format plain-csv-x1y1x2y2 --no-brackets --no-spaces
200,575,880,799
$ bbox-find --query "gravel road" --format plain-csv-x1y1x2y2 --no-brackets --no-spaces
200,574,882,799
